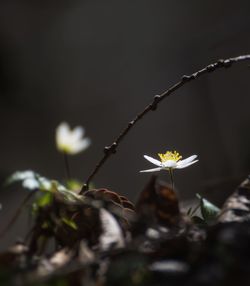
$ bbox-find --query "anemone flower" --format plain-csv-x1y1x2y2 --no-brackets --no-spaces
140,151,198,190
140,151,198,173
56,122,90,155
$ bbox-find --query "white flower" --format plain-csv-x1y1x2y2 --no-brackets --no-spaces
56,122,91,155
7,170,53,191
140,151,198,173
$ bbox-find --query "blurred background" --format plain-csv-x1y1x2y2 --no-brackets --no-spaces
1,0,250,249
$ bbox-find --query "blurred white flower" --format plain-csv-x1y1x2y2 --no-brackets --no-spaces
7,170,52,191
140,151,198,173
56,122,91,155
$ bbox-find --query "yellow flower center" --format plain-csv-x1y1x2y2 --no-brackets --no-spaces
158,151,182,163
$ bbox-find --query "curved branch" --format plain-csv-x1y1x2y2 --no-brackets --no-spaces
80,55,250,194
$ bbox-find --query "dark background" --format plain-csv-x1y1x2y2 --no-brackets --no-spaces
1,0,250,249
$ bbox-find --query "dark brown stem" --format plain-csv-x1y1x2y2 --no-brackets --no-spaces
80,55,250,194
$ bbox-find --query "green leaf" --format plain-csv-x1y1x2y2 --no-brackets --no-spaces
65,179,83,191
196,193,220,223
32,192,53,214
65,179,95,193
36,192,53,208
61,217,78,230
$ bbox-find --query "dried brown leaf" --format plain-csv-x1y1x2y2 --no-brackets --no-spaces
217,175,250,223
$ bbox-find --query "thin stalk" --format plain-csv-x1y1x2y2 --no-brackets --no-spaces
169,169,174,191
63,152,71,180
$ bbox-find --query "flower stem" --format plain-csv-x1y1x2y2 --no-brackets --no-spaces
169,168,174,190
63,152,71,180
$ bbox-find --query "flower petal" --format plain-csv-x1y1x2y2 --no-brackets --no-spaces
140,167,162,173
178,155,197,166
71,126,85,141
176,160,198,169
22,178,39,190
56,122,70,147
143,155,162,167
70,138,91,154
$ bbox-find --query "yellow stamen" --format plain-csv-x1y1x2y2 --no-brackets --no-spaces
158,151,182,163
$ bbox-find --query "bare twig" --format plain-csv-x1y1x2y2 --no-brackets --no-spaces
80,55,250,193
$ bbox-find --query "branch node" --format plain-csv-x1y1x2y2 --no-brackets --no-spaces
190,74,196,79
104,143,117,154
223,59,232,68
217,59,225,67
182,74,195,82
151,95,161,110
182,75,192,82
207,64,216,72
